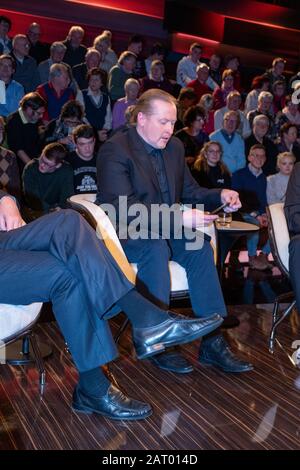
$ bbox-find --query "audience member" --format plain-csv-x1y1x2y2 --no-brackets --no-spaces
266,57,286,89
38,41,67,84
27,22,50,64
245,114,278,175
127,35,146,79
214,91,251,138
267,151,295,204
141,60,173,95
108,51,136,103
145,43,166,76
191,141,231,189
23,142,74,215
112,78,140,130
93,33,118,73
213,69,236,110
63,26,87,68
0,15,12,55
277,122,300,161
10,34,40,92
0,54,24,117
72,47,101,90
6,92,45,172
244,74,270,116
199,93,215,134
187,63,212,101
210,110,246,174
232,144,272,271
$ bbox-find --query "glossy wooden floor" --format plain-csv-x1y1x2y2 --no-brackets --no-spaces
1,303,300,450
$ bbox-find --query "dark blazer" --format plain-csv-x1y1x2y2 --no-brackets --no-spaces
96,126,221,234
285,162,300,235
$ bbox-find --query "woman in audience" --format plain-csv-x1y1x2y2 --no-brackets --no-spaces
112,78,140,130
43,100,87,152
81,67,112,144
213,69,236,110
244,74,270,116
267,151,295,204
93,32,118,73
175,105,209,167
199,93,215,134
191,141,231,189
140,60,173,95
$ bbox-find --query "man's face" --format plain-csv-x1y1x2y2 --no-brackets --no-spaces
0,20,10,38
123,57,136,73
137,99,177,149
86,52,100,69
70,31,83,48
38,154,61,174
52,48,65,63
274,61,285,76
223,114,238,134
253,119,269,139
27,25,41,45
0,58,14,83
190,47,202,63
75,136,95,159
228,95,241,111
129,42,142,56
14,37,30,57
54,70,70,90
126,83,139,101
209,55,220,71
24,106,45,123
285,126,298,144
197,67,209,83
248,149,266,169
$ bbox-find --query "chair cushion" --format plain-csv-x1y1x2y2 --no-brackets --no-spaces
0,303,42,341
268,203,290,272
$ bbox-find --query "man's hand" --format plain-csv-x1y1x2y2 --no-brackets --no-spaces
257,214,268,227
182,208,218,229
220,189,241,212
0,196,25,231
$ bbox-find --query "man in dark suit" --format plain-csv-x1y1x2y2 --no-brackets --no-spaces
97,89,253,374
0,190,221,420
285,162,300,311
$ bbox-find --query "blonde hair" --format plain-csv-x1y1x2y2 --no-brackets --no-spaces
132,89,176,122
277,151,296,169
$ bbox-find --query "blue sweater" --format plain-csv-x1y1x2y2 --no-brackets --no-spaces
209,129,246,174
231,165,267,214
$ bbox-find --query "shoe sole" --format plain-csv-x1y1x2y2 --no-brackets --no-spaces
199,357,254,373
137,317,224,360
149,359,194,374
72,404,153,421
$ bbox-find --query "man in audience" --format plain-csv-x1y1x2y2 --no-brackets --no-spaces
27,22,50,64
108,51,136,104
67,124,97,194
247,91,276,139
210,110,246,174
0,190,221,420
214,91,251,138
232,144,272,271
0,15,12,55
176,43,217,91
245,114,278,176
36,63,75,122
97,89,253,375
6,92,46,172
10,34,40,93
0,54,24,117
38,41,67,84
186,63,211,101
127,35,146,80
62,26,87,68
23,142,74,215
72,47,101,90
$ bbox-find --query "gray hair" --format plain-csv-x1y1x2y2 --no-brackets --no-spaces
49,63,69,80
50,41,67,54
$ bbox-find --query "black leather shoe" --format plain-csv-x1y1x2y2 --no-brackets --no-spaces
149,350,194,374
72,384,152,421
133,312,223,360
199,334,254,373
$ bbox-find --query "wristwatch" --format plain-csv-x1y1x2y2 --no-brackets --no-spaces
250,211,259,218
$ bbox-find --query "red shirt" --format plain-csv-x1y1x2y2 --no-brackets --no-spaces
187,79,211,101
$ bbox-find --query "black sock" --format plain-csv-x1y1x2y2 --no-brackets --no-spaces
117,288,168,328
79,367,110,397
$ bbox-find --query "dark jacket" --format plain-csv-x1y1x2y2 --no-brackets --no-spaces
96,125,221,235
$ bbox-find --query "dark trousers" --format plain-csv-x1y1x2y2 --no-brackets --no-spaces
121,233,227,317
0,210,133,372
289,235,300,311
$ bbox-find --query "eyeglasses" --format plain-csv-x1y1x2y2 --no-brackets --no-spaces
39,155,59,170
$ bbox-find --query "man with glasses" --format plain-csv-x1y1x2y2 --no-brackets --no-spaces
10,34,40,92
6,92,46,172
210,110,246,174
23,142,74,217
26,22,50,65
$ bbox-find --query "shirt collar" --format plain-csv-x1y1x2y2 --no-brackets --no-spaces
248,163,263,177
